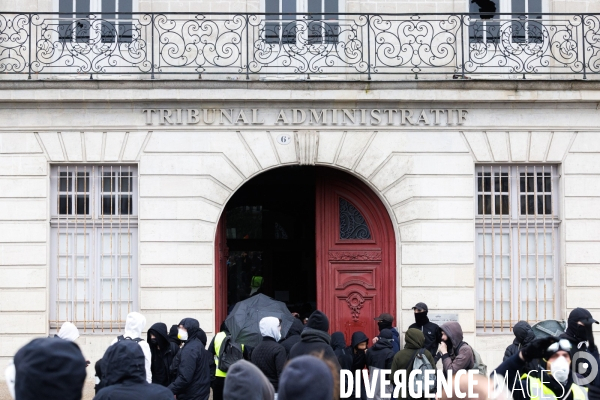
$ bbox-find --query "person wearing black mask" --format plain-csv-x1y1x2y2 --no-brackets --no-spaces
373,313,400,353
147,322,180,387
559,307,599,379
348,331,369,400
408,302,440,359
503,320,538,376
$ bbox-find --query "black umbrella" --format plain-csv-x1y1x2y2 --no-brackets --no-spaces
225,294,295,348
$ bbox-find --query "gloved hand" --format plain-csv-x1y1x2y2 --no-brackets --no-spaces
583,319,597,352
520,337,558,362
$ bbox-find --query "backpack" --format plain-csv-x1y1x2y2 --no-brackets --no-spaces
456,342,487,376
117,335,144,343
218,335,243,373
409,348,436,395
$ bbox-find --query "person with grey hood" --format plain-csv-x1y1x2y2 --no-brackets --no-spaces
223,359,275,400
503,320,538,375
439,321,474,375
278,355,335,400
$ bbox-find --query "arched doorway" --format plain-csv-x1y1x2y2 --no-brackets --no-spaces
215,166,396,341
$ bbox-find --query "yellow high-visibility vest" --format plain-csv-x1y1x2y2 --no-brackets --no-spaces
214,332,244,378
522,375,588,400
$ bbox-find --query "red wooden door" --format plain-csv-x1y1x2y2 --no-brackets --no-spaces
316,169,396,344
215,214,229,330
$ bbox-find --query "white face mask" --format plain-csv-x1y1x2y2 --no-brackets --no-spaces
550,356,570,384
178,329,188,342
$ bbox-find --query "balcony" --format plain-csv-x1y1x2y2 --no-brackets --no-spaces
0,12,599,80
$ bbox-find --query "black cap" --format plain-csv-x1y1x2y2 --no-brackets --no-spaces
412,302,428,312
374,313,394,323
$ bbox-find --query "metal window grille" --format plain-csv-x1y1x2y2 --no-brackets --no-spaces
50,165,138,333
475,165,559,332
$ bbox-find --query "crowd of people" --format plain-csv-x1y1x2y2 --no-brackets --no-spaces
4,303,600,400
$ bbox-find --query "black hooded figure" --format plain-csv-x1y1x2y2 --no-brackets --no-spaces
94,340,174,400
331,331,353,370
280,317,305,356
147,322,181,387
560,307,599,379
168,318,213,400
169,324,182,347
348,331,369,400
13,337,87,400
503,321,538,375
289,310,341,369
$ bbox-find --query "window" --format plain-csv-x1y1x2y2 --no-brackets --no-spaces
58,0,133,43
475,165,559,332
469,0,543,44
50,165,138,332
264,0,339,44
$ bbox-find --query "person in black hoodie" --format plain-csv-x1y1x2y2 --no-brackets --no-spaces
12,337,86,400
374,312,401,354
147,322,180,387
280,316,305,356
94,340,173,400
407,302,440,358
169,324,182,347
168,318,212,400
366,329,395,400
503,320,538,375
289,310,341,369
348,331,369,400
251,316,287,392
331,331,353,370
560,307,599,379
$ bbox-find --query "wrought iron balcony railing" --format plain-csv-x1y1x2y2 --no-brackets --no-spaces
1,12,599,79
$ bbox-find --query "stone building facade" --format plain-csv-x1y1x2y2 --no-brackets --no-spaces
1,0,600,381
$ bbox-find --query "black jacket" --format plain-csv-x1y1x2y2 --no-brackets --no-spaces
348,331,369,371
167,318,212,400
408,319,440,357
148,322,180,387
331,332,353,370
94,340,174,400
503,321,539,375
288,311,341,369
14,337,87,400
366,338,394,370
250,337,287,391
280,318,304,356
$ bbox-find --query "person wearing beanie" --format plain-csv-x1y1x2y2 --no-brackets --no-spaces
407,302,440,357
94,340,174,400
366,329,395,400
12,337,87,400
494,337,589,400
374,312,401,354
279,355,335,400
223,359,275,400
251,317,287,392
503,321,538,376
289,310,341,369
168,318,213,400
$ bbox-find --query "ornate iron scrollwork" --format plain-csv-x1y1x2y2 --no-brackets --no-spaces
339,198,371,240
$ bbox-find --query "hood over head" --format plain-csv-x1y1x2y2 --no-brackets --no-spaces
351,331,369,348
513,321,536,346
148,322,170,351
124,312,146,339
178,318,201,341
14,337,87,400
379,329,393,340
285,318,305,339
405,328,426,349
223,360,274,400
330,332,347,351
566,308,599,341
306,310,330,332
102,340,146,386
259,317,281,342
169,324,182,345
278,355,334,400
440,321,464,349
57,321,80,342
